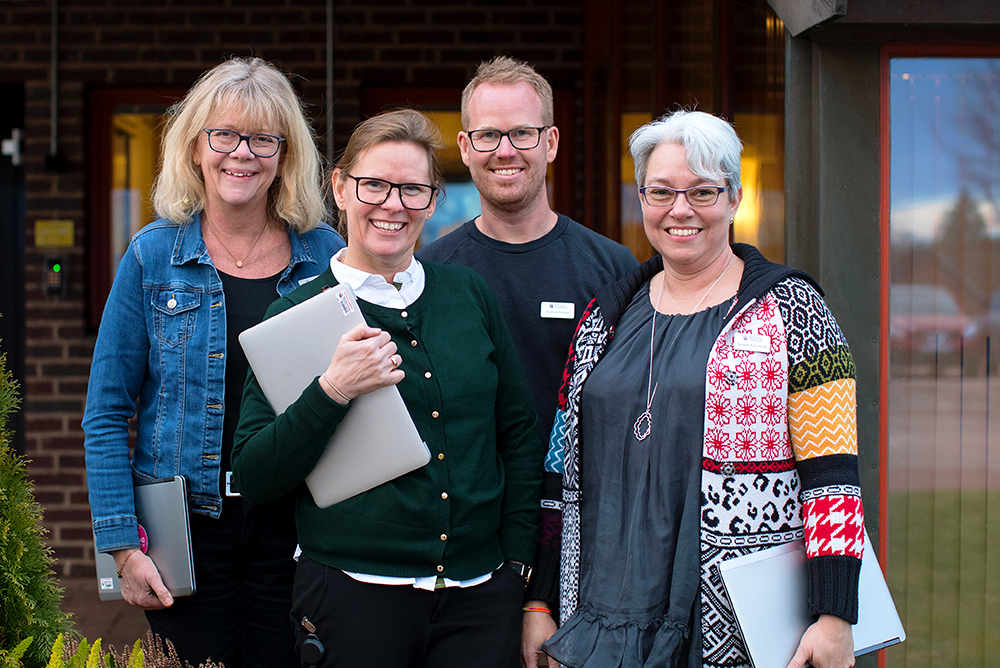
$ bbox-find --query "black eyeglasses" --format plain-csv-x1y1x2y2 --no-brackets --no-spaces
347,175,438,210
638,185,728,208
203,129,285,158
466,126,550,152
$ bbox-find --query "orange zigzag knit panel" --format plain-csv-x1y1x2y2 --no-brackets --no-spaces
789,377,857,460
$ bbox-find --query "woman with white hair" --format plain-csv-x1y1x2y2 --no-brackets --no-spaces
83,57,344,667
528,110,864,668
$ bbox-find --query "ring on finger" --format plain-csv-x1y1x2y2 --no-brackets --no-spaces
390,354,400,369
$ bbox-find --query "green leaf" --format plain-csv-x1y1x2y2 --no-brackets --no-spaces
84,640,101,668
44,634,64,668
125,641,142,668
69,638,89,668
11,637,33,660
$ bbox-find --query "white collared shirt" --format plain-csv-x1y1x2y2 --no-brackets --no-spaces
322,249,494,591
329,249,425,308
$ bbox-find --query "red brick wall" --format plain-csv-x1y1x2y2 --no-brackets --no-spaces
0,0,585,577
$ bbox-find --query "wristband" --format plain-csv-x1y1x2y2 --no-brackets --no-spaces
522,606,551,614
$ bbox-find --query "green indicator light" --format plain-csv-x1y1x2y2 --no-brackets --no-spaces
52,264,62,273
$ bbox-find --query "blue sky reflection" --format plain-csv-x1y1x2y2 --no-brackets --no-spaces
890,58,1000,244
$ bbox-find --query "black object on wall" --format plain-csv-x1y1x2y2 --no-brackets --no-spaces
0,83,26,456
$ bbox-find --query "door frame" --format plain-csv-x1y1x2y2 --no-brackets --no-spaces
87,87,185,330
0,83,26,455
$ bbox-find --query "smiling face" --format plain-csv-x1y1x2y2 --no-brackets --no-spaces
642,142,741,273
333,141,436,280
192,111,283,215
458,81,558,215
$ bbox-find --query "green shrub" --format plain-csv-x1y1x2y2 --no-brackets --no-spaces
47,632,224,668
0,332,74,667
45,634,141,668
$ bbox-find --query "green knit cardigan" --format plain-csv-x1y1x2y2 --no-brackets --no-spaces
232,263,543,580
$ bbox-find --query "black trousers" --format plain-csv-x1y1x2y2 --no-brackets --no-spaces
145,495,298,668
290,556,524,668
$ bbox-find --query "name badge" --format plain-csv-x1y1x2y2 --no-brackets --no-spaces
734,332,770,353
540,301,575,320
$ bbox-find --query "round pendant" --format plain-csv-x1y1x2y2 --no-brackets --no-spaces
236,260,243,268
633,410,652,441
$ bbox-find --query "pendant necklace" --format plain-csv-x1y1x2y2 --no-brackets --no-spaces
211,218,269,269
633,252,735,441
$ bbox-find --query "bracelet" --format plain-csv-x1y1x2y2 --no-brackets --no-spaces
116,548,139,579
320,371,352,403
522,606,551,614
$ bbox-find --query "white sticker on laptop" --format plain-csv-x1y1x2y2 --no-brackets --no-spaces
540,301,575,320
734,332,770,353
335,288,355,315
99,577,115,591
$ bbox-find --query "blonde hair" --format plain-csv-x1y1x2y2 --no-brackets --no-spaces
152,57,326,231
332,109,444,236
460,56,554,129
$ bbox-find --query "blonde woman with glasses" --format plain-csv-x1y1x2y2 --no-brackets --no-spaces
84,57,344,667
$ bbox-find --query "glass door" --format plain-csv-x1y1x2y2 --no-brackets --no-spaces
886,54,1000,668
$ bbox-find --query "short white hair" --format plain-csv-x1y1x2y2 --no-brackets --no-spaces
629,109,743,192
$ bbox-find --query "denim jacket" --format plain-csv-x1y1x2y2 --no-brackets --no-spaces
84,213,345,553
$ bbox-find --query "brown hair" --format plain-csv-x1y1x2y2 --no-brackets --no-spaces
460,56,554,129
332,109,445,235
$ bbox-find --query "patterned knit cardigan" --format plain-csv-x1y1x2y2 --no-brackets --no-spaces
546,244,864,668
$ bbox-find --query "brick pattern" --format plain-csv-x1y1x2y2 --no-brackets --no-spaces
0,0,585,578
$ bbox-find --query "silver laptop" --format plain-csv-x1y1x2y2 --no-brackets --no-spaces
95,475,196,601
239,283,430,508
719,529,905,668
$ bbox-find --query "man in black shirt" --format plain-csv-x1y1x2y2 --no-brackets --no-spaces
417,56,638,667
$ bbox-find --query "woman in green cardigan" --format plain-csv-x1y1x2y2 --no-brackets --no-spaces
232,109,544,668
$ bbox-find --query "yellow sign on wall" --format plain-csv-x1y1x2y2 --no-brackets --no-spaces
35,220,75,247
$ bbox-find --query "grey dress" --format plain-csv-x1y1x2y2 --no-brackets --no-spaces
543,282,728,668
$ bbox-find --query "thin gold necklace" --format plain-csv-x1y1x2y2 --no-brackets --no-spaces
210,218,269,269
633,252,735,441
